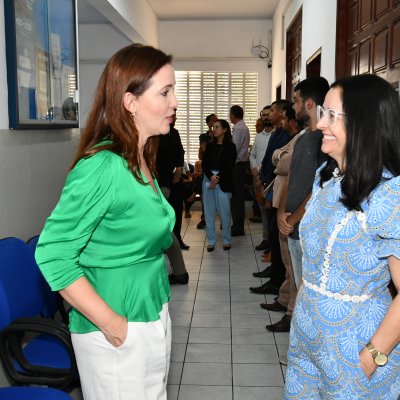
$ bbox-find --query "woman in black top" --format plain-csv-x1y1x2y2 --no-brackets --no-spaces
202,119,237,251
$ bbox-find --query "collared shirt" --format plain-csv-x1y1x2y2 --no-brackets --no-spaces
260,127,291,184
249,128,274,170
232,119,250,162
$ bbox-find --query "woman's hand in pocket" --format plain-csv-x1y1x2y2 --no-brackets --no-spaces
359,347,377,379
101,313,128,348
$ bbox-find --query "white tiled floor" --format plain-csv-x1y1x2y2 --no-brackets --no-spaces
166,208,288,400
71,206,288,400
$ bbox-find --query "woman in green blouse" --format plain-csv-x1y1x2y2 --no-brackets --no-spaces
35,44,178,400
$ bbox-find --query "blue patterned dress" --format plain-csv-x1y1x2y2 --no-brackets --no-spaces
284,167,400,400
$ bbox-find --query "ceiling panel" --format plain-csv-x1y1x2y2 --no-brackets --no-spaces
148,0,280,19
77,0,280,23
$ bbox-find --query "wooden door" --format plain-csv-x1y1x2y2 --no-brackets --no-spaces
336,0,400,85
286,8,302,100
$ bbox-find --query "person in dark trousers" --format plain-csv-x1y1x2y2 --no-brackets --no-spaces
156,112,189,284
264,77,330,332
250,99,292,293
230,105,250,236
157,111,190,250
251,106,275,250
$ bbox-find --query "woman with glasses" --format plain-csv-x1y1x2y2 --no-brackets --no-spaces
202,119,237,251
285,74,400,399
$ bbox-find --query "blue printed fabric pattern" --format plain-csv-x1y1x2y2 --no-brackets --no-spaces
284,169,400,400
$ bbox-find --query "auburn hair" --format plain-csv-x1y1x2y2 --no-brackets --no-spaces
71,44,172,184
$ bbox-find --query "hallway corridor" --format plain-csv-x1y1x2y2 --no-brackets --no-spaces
167,209,287,400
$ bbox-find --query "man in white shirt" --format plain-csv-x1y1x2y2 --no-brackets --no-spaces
249,106,274,249
230,105,250,236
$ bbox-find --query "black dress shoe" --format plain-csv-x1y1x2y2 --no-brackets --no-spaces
207,245,215,252
260,301,287,312
231,229,245,236
255,240,270,251
252,266,272,278
179,242,190,250
266,314,292,332
168,273,189,285
197,220,206,229
249,281,280,295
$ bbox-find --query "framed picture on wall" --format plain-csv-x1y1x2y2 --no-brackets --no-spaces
4,0,79,129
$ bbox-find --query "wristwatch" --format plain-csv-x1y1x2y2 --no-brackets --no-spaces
366,341,388,366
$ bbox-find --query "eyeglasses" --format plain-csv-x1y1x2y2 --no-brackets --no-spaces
317,105,346,126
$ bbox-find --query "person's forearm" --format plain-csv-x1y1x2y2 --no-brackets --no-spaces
249,155,257,170
359,256,400,378
249,144,257,169
277,178,294,235
277,178,288,217
371,294,400,355
288,194,311,225
60,276,121,331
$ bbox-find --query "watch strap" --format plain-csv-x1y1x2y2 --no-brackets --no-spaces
366,341,388,366
366,341,378,356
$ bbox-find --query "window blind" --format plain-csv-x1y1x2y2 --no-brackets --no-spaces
174,71,259,164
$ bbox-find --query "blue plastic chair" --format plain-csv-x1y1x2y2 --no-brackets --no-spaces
26,235,58,319
0,237,78,389
26,235,69,324
0,387,72,399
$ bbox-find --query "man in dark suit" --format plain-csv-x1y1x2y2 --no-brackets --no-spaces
157,111,189,250
157,111,190,285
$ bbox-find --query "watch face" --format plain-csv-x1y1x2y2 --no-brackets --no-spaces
375,353,388,366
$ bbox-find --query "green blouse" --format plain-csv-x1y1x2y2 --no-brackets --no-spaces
35,148,175,333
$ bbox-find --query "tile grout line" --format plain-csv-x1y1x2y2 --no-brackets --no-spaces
249,217,288,386
177,215,207,398
228,243,234,400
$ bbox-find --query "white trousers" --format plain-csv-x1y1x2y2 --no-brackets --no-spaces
71,303,171,400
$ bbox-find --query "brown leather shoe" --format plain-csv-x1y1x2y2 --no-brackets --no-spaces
266,315,292,332
260,301,287,312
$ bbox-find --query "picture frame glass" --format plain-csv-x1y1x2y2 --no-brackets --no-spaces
6,0,78,128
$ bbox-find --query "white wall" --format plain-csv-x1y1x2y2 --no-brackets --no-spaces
302,0,337,83
0,130,80,240
106,0,159,46
271,0,337,100
159,19,273,113
86,0,159,46
78,23,132,126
